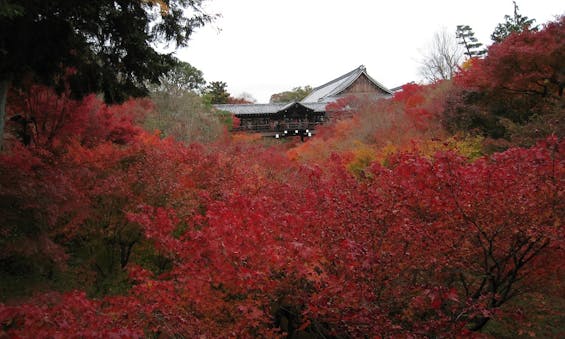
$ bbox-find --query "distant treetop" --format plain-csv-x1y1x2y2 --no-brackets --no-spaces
204,81,231,104
491,1,537,43
270,86,313,103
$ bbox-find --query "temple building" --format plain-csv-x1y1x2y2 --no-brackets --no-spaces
215,65,393,138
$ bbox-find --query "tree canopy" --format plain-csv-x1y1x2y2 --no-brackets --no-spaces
149,59,206,95
445,16,564,145
0,0,213,146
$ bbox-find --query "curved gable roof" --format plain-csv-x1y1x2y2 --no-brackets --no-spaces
301,65,392,103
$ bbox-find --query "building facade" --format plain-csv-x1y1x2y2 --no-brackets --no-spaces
215,65,393,138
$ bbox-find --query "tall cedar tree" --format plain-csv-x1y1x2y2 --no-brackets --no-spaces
0,0,213,147
491,1,537,43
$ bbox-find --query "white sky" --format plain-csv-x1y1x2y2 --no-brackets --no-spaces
175,0,563,103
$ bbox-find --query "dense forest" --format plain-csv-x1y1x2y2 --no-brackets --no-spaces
1,1,564,337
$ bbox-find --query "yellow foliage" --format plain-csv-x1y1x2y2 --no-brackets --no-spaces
375,143,399,165
416,135,484,159
346,141,377,177
460,58,476,71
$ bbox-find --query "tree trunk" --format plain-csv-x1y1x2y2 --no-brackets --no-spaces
0,79,10,150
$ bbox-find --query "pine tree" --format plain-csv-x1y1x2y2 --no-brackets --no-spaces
204,81,231,104
491,1,537,43
456,25,487,58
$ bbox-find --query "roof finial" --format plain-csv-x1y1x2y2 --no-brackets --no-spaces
359,65,366,71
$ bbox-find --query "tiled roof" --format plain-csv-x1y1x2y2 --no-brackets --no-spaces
302,102,327,112
389,81,416,93
301,65,392,103
215,102,327,116
214,103,287,115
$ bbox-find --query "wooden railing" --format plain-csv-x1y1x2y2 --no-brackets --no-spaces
232,121,323,133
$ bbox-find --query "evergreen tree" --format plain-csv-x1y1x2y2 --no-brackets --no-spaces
204,81,231,104
491,1,537,43
456,25,487,58
0,0,213,147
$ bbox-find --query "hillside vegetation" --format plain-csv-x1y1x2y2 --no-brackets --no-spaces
1,15,563,338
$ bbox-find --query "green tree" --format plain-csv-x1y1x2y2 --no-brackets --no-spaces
456,25,487,58
269,86,313,103
0,0,213,147
491,1,537,43
147,61,229,143
146,91,226,144
204,81,230,104
149,59,206,95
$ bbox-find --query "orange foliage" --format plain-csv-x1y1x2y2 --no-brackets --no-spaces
231,132,263,143
287,83,452,164
287,117,359,162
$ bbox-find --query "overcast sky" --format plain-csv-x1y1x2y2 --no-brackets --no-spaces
175,0,563,103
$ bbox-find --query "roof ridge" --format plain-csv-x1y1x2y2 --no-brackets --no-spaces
309,65,364,92
321,65,394,97
325,67,371,98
